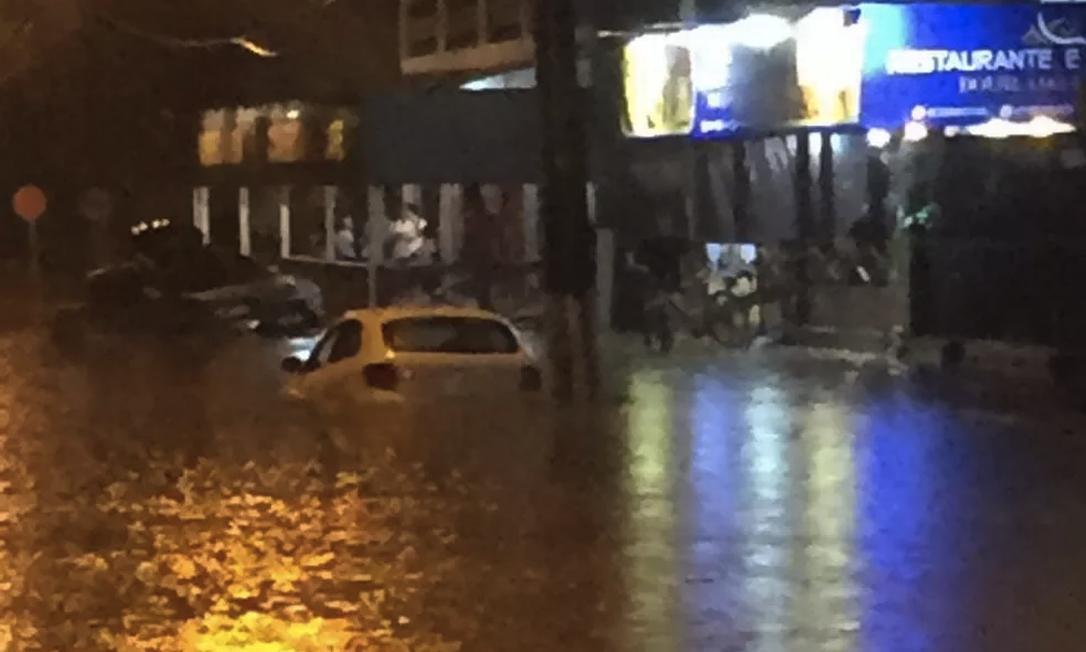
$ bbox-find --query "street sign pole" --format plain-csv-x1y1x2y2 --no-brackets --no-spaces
13,185,48,320
27,220,40,281
535,0,597,400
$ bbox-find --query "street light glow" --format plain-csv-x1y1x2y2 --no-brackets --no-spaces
731,14,792,50
866,128,892,148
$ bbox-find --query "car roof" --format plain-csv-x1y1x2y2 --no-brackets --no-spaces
342,305,515,326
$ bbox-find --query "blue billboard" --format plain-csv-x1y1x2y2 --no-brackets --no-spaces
619,3,1086,139
859,3,1086,129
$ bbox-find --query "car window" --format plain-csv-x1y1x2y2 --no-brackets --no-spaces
382,316,519,354
309,319,364,367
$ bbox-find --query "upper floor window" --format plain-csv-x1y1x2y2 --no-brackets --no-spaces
267,102,304,163
198,103,356,166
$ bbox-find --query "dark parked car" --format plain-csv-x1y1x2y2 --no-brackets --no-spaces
50,223,324,356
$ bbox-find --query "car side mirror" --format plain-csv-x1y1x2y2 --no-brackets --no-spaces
281,356,305,374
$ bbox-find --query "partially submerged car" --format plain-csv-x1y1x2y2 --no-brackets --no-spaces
51,223,324,354
280,305,544,406
130,222,323,334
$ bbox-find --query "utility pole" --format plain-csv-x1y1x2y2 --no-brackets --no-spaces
534,0,598,400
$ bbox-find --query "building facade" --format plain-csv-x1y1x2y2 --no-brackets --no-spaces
399,0,535,75
386,0,1086,342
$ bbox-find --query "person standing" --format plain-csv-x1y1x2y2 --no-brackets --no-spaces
333,215,360,260
628,216,687,352
461,184,499,310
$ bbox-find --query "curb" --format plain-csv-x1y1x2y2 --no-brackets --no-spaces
771,327,1076,383
554,328,1081,387
901,337,1056,380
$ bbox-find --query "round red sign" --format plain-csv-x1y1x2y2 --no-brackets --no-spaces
13,185,47,222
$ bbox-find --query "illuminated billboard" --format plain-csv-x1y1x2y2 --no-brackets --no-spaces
621,8,868,138
859,3,1086,129
620,3,1086,138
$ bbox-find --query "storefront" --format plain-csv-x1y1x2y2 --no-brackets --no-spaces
191,3,1086,340
611,6,872,332
614,2,1086,230
610,2,1086,341
856,2,1086,343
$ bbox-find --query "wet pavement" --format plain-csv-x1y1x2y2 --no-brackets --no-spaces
1,325,1086,651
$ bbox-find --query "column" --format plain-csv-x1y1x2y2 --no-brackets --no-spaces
438,183,462,263
596,227,614,328
192,187,210,245
367,186,387,307
403,183,422,214
523,184,540,261
279,186,291,259
819,131,836,241
238,187,252,256
733,141,751,242
586,182,597,225
794,132,814,325
323,185,337,261
684,139,697,240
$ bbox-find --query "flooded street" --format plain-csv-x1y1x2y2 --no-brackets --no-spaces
1,327,1085,651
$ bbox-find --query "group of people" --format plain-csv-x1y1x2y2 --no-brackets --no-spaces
329,205,437,264
624,222,766,352
624,209,900,352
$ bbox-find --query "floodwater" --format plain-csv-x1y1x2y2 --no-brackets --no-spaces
1,326,1085,652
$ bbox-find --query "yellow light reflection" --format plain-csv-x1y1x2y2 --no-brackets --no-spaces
100,463,455,652
619,371,679,650
795,400,859,651
739,388,859,651
176,612,354,651
625,372,673,497
740,384,791,651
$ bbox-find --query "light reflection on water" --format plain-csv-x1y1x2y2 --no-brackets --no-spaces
2,328,1086,651
688,376,860,652
856,401,961,652
688,374,740,649
621,371,680,652
740,383,793,652
796,400,858,651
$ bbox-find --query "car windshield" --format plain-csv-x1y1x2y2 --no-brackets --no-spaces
382,316,519,354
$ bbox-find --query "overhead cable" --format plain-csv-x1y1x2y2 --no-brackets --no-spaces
91,10,278,57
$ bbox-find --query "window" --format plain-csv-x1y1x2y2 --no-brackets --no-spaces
326,118,346,161
382,317,518,354
268,103,304,163
198,110,226,166
198,103,354,166
310,319,364,367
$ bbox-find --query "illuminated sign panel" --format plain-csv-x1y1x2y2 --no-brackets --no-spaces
859,3,1086,129
619,3,1086,138
621,8,867,138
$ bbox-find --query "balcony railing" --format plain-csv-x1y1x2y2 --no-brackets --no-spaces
399,0,535,75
